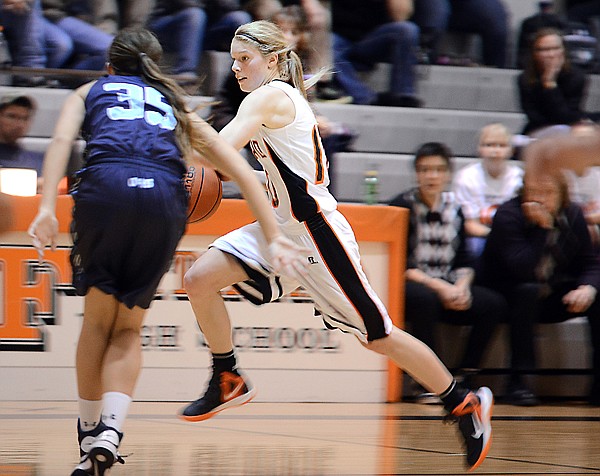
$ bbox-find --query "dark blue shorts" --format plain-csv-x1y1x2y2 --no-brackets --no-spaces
70,160,187,309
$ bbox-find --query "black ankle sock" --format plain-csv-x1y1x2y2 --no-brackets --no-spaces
211,350,237,374
440,379,470,413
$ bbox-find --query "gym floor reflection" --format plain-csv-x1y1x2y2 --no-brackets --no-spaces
1,401,599,475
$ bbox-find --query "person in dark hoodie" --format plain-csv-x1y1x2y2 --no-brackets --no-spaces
480,170,600,406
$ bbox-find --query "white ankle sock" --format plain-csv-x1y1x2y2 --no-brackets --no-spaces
102,392,132,432
78,398,103,431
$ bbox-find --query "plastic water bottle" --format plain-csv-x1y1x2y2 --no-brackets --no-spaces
363,168,379,205
0,28,11,69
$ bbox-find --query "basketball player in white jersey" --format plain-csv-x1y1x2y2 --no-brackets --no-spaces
180,20,493,471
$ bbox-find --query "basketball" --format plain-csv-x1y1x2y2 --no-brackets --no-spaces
184,165,222,223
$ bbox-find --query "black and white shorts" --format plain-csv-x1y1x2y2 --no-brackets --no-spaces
212,210,392,342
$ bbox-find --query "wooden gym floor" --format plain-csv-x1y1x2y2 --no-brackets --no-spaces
1,400,599,475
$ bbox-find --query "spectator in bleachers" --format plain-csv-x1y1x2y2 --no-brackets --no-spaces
389,142,505,403
204,0,252,52
0,0,47,86
266,3,346,101
243,0,281,20
280,0,349,101
453,123,523,257
480,171,600,406
150,0,258,75
411,0,509,68
565,165,600,251
330,0,422,107
566,0,600,24
518,28,588,136
407,0,446,64
269,5,308,59
84,0,155,34
148,0,207,83
561,122,600,250
40,0,113,70
516,1,567,69
0,94,44,191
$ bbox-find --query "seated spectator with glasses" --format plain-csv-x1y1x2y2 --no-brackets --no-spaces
389,142,505,403
518,27,589,136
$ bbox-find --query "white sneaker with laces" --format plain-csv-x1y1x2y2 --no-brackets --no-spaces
88,428,125,476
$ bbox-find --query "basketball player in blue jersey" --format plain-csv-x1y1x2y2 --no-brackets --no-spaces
181,20,494,471
28,27,306,476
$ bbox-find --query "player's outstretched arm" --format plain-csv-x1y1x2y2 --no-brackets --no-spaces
28,83,91,260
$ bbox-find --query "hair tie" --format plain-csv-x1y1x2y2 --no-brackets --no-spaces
139,52,148,60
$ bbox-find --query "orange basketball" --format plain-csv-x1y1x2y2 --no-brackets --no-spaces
184,165,222,223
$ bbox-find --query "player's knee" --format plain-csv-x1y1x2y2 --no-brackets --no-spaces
184,263,213,297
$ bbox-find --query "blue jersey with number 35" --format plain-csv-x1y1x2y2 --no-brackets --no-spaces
82,75,185,175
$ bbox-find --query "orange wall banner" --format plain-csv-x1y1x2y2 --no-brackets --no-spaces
0,196,407,402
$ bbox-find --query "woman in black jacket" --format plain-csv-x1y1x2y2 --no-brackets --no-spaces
481,171,600,406
518,27,588,136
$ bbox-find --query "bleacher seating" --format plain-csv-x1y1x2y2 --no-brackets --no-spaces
317,102,525,156
365,64,600,113
332,152,482,203
0,86,213,138
202,50,600,112
439,318,592,399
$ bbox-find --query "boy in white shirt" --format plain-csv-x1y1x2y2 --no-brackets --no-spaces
453,123,524,256
562,123,600,249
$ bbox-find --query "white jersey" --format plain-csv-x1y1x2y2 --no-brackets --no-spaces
248,80,338,233
211,81,392,343
453,161,523,222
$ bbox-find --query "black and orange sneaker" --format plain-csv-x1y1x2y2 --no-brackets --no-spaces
448,387,494,471
179,370,256,422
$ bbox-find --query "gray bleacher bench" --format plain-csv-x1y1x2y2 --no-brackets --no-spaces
18,137,85,176
196,51,600,116
436,319,593,399
316,103,526,156
360,64,600,114
0,86,214,138
331,152,483,203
